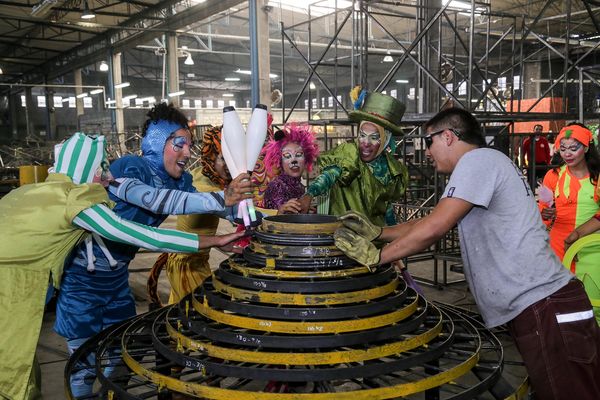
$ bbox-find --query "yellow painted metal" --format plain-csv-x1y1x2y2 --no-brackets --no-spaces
249,241,344,257
167,313,442,364
228,258,371,279
260,220,340,235
211,277,399,305
504,377,529,399
192,294,418,334
122,332,479,399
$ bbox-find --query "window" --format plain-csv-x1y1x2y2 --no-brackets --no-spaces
182,99,190,108
498,77,507,90
21,95,26,107
68,97,76,108
37,96,46,107
304,99,309,109
217,100,225,108
54,96,63,108
83,97,92,108
311,98,317,108
228,100,236,107
135,98,144,107
206,99,214,108
328,96,333,107
390,89,397,98
194,99,202,109
459,81,467,95
446,83,453,92
408,87,415,100
513,75,521,90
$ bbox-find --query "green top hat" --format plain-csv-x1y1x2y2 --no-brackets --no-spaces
348,92,406,135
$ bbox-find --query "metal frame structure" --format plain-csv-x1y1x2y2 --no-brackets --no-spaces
277,0,600,286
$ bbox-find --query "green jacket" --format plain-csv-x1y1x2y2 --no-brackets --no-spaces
0,174,110,400
318,142,407,227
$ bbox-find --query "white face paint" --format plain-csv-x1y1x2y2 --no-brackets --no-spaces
281,142,306,178
358,121,383,162
559,138,586,168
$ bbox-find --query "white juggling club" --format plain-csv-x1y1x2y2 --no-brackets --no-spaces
222,106,251,226
244,104,268,222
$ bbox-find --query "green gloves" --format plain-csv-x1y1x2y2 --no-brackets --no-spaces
334,227,381,268
338,211,382,242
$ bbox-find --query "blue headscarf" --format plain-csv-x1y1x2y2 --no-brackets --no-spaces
141,119,186,181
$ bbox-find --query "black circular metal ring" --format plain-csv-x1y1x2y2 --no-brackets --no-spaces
253,229,334,246
150,305,455,382
215,260,397,293
196,281,408,321
242,247,356,269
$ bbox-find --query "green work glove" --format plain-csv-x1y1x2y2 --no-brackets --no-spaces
334,227,381,268
338,211,382,242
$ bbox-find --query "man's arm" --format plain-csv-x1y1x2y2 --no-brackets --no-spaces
379,197,474,264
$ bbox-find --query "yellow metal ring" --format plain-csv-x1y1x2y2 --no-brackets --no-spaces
211,276,399,305
192,294,418,334
228,258,371,279
167,311,441,364
122,336,479,399
249,241,344,257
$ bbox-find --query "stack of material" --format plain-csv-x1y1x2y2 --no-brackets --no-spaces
66,215,528,399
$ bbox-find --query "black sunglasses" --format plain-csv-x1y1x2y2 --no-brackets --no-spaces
424,128,462,149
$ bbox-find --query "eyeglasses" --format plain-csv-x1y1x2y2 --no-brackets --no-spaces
424,128,462,149
171,136,194,152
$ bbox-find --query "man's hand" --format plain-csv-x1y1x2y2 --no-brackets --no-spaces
339,211,382,241
224,173,254,206
334,227,381,268
278,199,302,215
298,194,313,214
198,230,247,250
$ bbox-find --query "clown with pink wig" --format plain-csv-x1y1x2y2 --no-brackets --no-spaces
262,124,319,214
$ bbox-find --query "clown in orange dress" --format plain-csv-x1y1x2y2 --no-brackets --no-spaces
539,123,600,324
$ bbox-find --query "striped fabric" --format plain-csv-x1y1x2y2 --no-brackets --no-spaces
54,133,106,184
73,204,199,253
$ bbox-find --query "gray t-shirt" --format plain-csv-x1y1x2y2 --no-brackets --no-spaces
442,148,572,327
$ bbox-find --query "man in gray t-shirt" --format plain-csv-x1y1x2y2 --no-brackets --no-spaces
334,108,600,400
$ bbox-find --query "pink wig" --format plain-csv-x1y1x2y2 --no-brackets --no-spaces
263,123,319,174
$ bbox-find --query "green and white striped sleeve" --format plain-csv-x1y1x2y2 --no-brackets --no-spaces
73,204,199,253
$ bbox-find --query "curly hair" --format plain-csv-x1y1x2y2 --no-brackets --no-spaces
200,125,230,188
263,123,319,174
142,102,189,137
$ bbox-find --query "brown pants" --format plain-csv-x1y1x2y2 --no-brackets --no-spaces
508,279,600,399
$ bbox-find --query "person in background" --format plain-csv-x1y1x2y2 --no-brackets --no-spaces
262,124,319,214
298,88,408,227
334,108,600,400
522,123,551,184
539,123,600,324
0,133,243,400
54,103,253,397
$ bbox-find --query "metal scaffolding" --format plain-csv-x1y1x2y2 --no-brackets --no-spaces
278,0,600,286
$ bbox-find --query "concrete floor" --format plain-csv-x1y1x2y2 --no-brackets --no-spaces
37,217,527,399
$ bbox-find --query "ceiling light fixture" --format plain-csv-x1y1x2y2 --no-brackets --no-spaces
223,93,234,97
395,79,409,83
76,92,88,98
225,77,240,82
0,67,3,75
235,69,252,75
81,0,95,19
99,61,109,71
309,82,316,90
114,82,130,89
168,90,185,97
89,88,103,95
383,50,393,63
184,53,194,65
